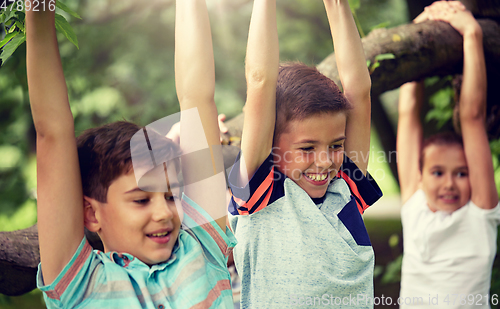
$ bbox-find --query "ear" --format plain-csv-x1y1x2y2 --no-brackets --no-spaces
84,196,101,233
417,172,423,189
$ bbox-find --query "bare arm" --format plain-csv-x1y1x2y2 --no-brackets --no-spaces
26,7,84,284
239,0,279,182
323,0,371,174
426,1,498,209
175,0,227,229
397,81,424,204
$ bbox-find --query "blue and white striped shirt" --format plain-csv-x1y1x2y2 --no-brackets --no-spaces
37,195,237,309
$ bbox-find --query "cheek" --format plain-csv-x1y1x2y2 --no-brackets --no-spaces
332,151,344,166
173,202,184,223
421,180,437,196
458,179,471,196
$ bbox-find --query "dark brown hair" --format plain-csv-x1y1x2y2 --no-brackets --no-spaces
274,62,352,144
420,131,464,171
77,121,180,202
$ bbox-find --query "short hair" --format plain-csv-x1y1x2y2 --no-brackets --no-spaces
274,62,352,144
419,131,464,171
77,121,181,202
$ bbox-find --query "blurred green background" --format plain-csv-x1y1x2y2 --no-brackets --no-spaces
0,0,498,308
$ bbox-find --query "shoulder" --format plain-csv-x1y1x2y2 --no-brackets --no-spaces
37,238,104,306
465,199,500,222
228,152,286,216
337,156,383,214
401,189,428,216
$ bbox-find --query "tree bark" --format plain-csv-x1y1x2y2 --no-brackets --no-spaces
2,18,500,297
0,225,39,296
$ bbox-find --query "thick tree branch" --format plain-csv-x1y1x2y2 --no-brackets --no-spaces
317,19,500,96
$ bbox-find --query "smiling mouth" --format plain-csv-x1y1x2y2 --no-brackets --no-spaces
439,195,459,203
146,230,172,244
303,173,330,185
147,231,170,237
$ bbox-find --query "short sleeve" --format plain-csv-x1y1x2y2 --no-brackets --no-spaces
181,194,237,267
469,200,500,225
228,152,284,215
37,238,101,308
337,156,383,214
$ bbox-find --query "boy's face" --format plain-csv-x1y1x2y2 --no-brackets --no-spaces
420,144,471,213
273,112,346,198
95,167,182,265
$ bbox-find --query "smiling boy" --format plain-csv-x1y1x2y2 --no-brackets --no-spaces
228,0,382,308
29,0,235,308
397,2,499,307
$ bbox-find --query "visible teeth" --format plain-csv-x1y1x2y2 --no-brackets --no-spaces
306,174,327,181
150,232,169,237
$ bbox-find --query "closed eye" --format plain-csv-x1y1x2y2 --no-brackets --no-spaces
134,198,150,205
300,147,314,152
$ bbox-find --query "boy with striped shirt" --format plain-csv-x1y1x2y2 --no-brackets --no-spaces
28,0,235,308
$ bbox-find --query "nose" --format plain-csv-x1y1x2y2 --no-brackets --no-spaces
443,173,455,190
315,148,333,169
152,198,175,222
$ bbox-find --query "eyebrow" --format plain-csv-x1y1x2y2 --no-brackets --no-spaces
293,136,346,145
428,165,468,171
124,183,181,194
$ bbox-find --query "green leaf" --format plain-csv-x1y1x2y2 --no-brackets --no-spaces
0,33,26,65
424,76,440,87
366,60,371,68
370,21,391,31
14,20,24,32
348,0,360,11
490,139,500,155
430,87,453,109
381,255,402,284
3,3,17,24
369,61,380,74
56,1,82,20
0,32,17,49
425,109,443,123
374,53,396,61
54,14,79,49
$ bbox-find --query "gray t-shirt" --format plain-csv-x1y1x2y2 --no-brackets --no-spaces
228,154,382,308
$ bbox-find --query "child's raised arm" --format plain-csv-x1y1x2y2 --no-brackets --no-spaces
26,7,84,284
397,81,424,204
175,0,227,229
239,0,279,181
426,1,498,209
323,0,371,175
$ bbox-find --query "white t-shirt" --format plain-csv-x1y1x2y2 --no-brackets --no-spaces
400,190,500,309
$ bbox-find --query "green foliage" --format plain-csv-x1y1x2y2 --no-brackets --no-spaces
0,32,24,63
381,255,402,284
54,13,78,48
380,233,403,284
56,0,81,19
0,289,45,308
421,75,455,129
367,53,396,74
0,0,80,65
